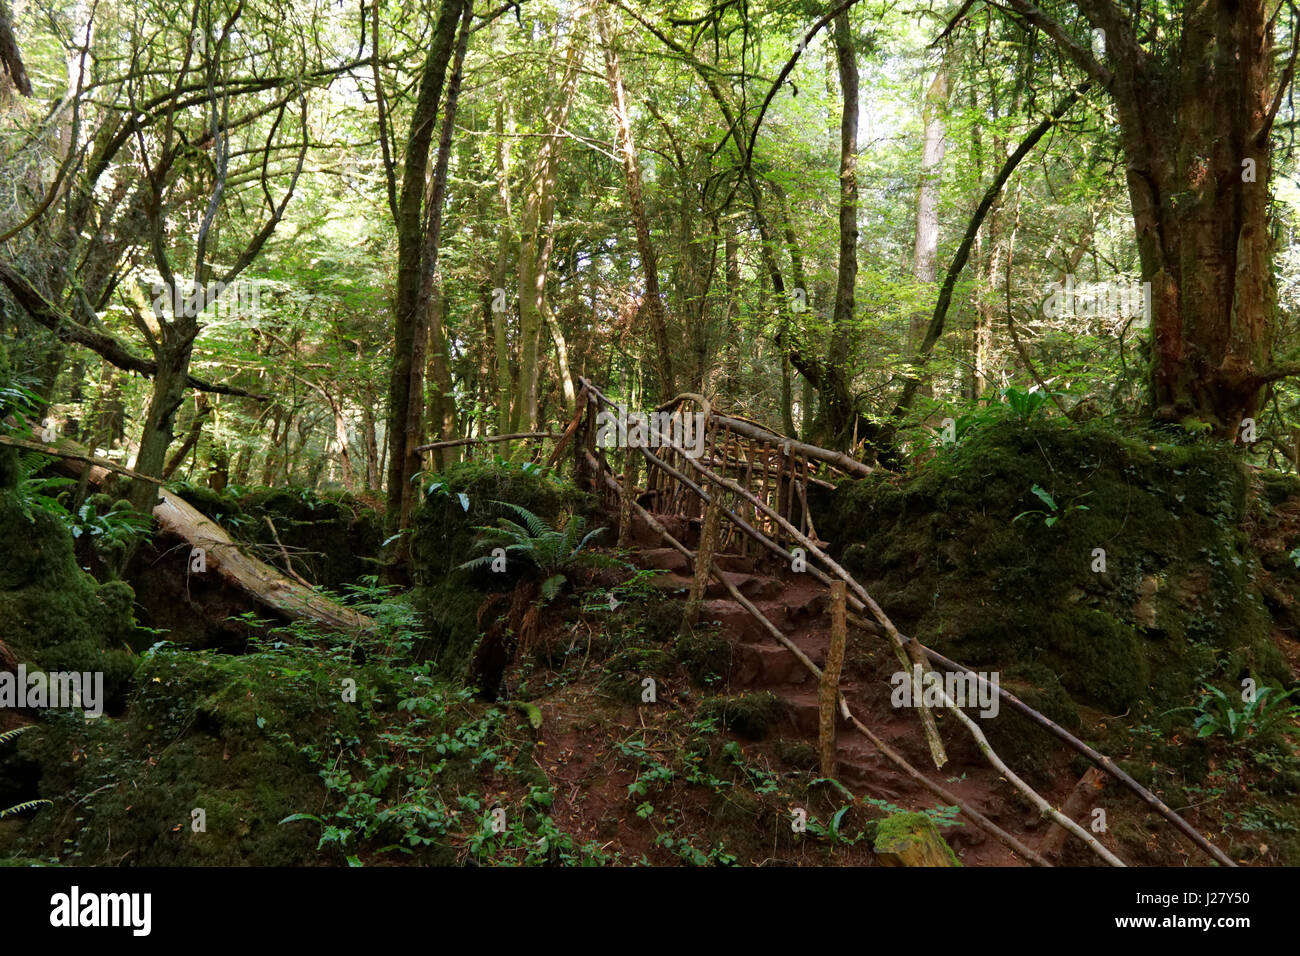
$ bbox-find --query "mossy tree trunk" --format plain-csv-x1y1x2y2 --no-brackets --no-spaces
383,0,468,538
1009,0,1287,437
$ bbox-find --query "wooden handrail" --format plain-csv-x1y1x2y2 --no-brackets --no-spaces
572,378,1234,868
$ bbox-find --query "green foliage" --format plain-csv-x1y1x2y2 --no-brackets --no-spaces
1012,482,1091,527
1167,683,1300,743
459,501,623,603
1000,386,1053,422
805,804,866,847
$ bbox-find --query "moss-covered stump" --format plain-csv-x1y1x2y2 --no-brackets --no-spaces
409,460,587,683
822,418,1287,727
873,811,961,866
0,459,137,704
0,644,398,865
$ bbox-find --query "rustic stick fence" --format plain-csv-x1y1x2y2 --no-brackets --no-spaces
564,377,1235,868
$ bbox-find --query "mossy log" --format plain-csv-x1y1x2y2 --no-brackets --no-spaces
19,432,374,633
873,812,961,867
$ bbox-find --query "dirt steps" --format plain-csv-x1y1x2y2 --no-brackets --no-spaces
627,537,1034,866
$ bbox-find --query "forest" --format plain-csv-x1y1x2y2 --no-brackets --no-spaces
0,0,1298,873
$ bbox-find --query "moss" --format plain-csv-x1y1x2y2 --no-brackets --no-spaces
0,487,137,704
822,418,1287,724
699,692,781,740
775,739,820,772
673,626,732,686
0,644,405,865
873,811,961,866
599,647,674,703
409,461,586,682
980,664,1081,782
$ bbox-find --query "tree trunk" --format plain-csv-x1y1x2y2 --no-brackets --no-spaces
419,2,473,479
128,337,194,512
383,0,466,535
907,63,950,392
515,24,584,432
491,94,515,435
597,9,675,399
817,11,860,448
1011,0,1282,436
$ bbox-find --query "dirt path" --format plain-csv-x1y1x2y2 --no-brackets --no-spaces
628,544,1108,866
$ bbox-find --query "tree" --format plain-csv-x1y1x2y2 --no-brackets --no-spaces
383,0,471,537
1004,0,1295,436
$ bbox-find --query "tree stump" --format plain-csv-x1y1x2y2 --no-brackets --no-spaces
873,812,961,867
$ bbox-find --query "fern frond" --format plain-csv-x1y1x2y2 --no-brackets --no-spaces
540,573,567,602
0,799,52,820
574,527,606,553
0,726,32,748
497,502,550,538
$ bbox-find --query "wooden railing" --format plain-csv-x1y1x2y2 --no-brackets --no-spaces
548,377,1235,869
572,378,874,555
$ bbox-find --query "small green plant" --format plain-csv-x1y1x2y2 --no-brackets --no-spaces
459,501,623,601
1013,483,1091,528
1000,385,1052,421
72,499,152,548
1166,683,1300,743
421,477,470,512
805,804,866,847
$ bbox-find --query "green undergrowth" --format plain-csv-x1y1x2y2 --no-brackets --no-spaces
0,590,606,866
409,459,588,682
606,709,964,864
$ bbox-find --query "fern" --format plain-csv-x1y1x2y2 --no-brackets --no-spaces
459,501,627,604
0,728,50,819
0,799,52,820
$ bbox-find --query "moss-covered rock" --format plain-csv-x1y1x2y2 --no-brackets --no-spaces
409,460,586,682
0,472,137,705
821,418,1286,722
1,644,395,865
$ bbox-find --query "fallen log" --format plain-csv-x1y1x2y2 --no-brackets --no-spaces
14,432,374,634
1038,767,1107,862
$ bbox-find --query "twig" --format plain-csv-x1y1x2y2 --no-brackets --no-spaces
263,515,312,587
413,431,562,453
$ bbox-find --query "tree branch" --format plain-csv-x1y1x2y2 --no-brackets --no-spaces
0,261,266,400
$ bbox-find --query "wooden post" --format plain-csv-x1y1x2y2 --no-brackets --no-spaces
819,580,848,778
619,449,640,548
680,489,722,636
